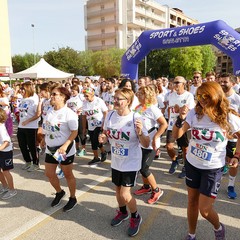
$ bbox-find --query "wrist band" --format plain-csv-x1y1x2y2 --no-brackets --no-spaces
175,116,186,128
233,155,240,162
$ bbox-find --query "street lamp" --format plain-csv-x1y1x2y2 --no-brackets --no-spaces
31,24,36,64
142,0,149,76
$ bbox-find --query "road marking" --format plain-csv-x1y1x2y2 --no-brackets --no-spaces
2,171,111,240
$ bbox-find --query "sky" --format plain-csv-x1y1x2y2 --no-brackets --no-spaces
8,0,240,56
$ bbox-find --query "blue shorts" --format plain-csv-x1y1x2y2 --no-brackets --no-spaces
112,168,138,187
185,160,224,199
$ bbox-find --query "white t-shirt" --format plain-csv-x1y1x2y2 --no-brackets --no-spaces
82,96,108,131
227,92,240,113
131,95,139,110
104,110,148,172
43,106,78,157
0,123,12,152
0,97,9,112
18,95,39,129
66,95,83,114
186,109,240,169
135,105,163,150
168,91,195,130
104,91,115,110
190,85,198,96
41,98,53,121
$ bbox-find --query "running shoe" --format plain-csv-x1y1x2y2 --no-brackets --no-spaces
128,214,142,237
63,197,77,212
57,169,65,179
227,186,237,199
22,162,31,170
27,164,40,172
134,186,151,195
88,157,101,165
185,235,196,240
223,165,229,175
2,189,17,200
214,223,226,240
147,189,164,204
178,166,186,178
100,151,107,162
51,190,65,207
169,160,179,174
77,149,86,157
111,210,129,226
0,187,8,195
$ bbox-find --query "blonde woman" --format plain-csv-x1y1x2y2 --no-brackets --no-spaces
99,88,150,237
134,86,167,204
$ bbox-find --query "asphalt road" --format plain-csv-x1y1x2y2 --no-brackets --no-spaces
0,130,239,240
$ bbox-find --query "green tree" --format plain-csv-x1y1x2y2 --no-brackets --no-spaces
12,53,41,72
92,48,125,77
169,46,203,79
78,50,94,76
43,47,82,75
200,45,217,76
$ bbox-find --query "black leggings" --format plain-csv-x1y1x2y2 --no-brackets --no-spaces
140,148,156,178
17,128,39,165
75,115,87,145
88,127,103,150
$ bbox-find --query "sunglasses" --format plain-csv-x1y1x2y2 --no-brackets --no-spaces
51,92,61,96
114,97,127,102
193,76,200,79
173,81,183,85
196,93,208,101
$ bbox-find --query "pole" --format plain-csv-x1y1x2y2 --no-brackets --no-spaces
31,24,36,64
143,0,149,76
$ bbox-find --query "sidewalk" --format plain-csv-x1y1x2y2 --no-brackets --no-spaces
0,132,240,240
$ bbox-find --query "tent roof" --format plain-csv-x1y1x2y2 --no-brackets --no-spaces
10,58,74,79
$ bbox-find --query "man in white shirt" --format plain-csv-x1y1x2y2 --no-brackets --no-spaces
166,76,195,178
220,73,240,199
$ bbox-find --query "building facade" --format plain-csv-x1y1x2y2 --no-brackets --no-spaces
0,0,12,80
214,27,240,74
84,0,198,51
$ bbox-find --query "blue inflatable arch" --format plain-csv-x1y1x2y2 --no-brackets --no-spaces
121,20,240,80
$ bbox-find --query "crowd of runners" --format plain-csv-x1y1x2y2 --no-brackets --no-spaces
0,71,239,239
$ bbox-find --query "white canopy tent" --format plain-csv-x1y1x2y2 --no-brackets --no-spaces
10,58,74,80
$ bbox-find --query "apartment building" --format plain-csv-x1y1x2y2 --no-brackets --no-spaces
215,27,240,74
84,0,198,51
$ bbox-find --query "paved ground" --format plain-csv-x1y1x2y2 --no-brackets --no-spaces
0,128,240,240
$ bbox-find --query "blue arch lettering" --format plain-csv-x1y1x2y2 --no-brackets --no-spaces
121,20,240,80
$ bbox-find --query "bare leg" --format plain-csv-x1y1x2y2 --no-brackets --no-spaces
45,163,61,192
187,187,200,234
61,164,76,198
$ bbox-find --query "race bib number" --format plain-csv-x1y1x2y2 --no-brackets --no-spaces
112,143,129,157
190,141,214,162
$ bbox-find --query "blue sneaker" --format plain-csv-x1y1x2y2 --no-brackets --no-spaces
214,223,226,240
228,186,237,199
169,160,179,174
185,235,196,240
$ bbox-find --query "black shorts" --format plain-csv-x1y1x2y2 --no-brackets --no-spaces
45,153,74,165
226,141,236,158
166,130,189,147
112,168,138,187
185,160,223,199
0,151,13,171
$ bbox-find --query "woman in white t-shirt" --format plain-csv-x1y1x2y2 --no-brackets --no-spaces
133,85,167,204
67,84,85,156
42,86,78,212
82,87,108,165
98,88,150,237
173,82,240,240
17,82,40,172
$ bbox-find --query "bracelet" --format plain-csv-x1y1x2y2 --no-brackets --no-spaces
175,116,186,128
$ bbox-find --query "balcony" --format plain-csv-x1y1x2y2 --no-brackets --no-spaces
87,7,116,18
87,32,117,41
87,20,117,29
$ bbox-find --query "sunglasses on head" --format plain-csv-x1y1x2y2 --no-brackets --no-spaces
196,93,208,101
